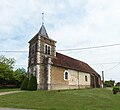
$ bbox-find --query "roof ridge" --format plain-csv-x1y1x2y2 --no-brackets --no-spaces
56,52,86,64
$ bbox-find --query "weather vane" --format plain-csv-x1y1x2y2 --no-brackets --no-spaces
42,13,44,25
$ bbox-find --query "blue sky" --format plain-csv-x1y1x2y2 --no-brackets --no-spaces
0,0,120,82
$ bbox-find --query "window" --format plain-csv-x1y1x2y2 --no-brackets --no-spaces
85,76,88,81
48,46,50,55
45,45,47,54
64,71,69,80
44,44,51,55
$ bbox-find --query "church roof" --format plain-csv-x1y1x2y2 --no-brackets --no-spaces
52,52,100,77
38,24,48,38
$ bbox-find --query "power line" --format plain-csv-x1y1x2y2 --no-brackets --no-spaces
14,61,120,67
57,43,120,51
0,51,28,53
15,65,27,66
0,43,120,53
105,62,120,71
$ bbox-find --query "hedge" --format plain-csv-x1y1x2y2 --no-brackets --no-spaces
20,77,29,90
27,75,37,91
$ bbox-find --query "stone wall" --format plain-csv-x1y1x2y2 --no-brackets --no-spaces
39,36,56,90
50,66,69,90
50,66,91,90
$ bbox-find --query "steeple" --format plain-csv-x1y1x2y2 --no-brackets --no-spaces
38,24,48,38
38,13,49,38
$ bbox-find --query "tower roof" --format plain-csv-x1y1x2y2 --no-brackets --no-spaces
38,24,49,38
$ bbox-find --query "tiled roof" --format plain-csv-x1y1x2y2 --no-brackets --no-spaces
52,52,100,77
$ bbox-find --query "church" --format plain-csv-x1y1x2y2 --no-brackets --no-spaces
28,23,101,90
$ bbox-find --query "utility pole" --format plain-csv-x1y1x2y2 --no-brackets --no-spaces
102,71,104,88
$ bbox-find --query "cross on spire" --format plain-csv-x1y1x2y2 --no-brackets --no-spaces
38,13,48,37
42,13,44,25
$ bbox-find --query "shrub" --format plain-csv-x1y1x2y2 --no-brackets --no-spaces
27,75,37,91
20,77,29,90
112,87,119,94
104,80,115,87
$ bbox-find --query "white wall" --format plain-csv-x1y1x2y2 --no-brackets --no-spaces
68,69,78,86
68,69,90,88
79,72,90,87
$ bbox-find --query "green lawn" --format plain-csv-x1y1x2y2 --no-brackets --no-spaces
0,88,120,110
0,88,20,92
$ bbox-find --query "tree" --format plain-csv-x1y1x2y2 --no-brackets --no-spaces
27,75,37,91
0,55,15,85
13,68,27,87
104,80,115,87
0,55,28,88
0,55,15,69
20,77,29,90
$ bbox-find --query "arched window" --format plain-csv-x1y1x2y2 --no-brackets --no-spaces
64,71,69,80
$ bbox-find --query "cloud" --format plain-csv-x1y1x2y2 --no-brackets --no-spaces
0,0,120,82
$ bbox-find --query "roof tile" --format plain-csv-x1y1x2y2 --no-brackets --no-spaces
52,52,100,77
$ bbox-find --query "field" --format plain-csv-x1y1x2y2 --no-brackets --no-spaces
0,88,120,110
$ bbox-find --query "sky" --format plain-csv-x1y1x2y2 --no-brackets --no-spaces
0,0,120,82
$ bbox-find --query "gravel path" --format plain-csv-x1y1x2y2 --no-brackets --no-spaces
0,91,23,96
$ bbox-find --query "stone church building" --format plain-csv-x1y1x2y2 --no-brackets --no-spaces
28,23,101,90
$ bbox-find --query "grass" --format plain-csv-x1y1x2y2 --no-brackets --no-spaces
0,88,120,110
0,88,20,92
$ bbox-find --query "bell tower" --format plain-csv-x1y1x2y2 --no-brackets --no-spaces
28,14,56,90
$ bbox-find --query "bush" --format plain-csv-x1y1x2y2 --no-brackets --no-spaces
112,87,119,94
20,77,29,90
27,75,37,91
104,80,115,87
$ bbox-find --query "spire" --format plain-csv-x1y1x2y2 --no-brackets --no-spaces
38,13,49,38
39,24,49,38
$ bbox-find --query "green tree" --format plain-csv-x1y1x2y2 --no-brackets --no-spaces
13,68,27,87
0,55,28,88
0,55,15,69
104,80,115,87
0,55,15,85
27,75,37,91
